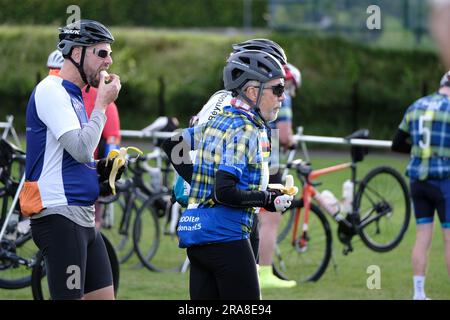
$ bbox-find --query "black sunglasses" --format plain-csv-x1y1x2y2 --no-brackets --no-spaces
254,83,285,97
92,48,112,59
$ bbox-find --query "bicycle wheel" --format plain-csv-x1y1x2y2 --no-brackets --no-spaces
101,232,120,297
30,251,47,300
31,232,120,300
355,166,411,252
277,204,295,243
272,199,332,282
0,216,36,289
133,196,160,271
134,195,185,272
98,193,136,264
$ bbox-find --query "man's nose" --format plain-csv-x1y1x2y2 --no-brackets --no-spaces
105,54,113,66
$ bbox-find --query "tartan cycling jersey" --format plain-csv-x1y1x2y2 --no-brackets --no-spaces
399,93,450,180
269,94,293,129
178,99,271,247
24,75,99,211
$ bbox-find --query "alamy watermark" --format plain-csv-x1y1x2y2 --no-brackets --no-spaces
366,265,381,290
366,5,381,30
66,265,81,290
168,128,282,175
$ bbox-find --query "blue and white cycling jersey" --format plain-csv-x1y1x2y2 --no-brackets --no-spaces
24,75,99,210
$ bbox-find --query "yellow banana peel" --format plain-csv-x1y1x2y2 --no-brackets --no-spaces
268,174,299,196
104,146,144,194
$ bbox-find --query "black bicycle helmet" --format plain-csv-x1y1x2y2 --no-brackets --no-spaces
57,20,114,88
58,19,114,56
232,38,287,66
223,50,285,118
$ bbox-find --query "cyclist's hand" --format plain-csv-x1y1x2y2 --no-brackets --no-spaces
97,157,126,183
263,189,293,212
96,71,121,109
99,180,114,197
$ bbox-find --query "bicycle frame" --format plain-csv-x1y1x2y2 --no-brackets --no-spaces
290,161,355,249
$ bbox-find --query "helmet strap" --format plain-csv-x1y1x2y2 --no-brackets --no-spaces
236,86,269,128
68,46,90,91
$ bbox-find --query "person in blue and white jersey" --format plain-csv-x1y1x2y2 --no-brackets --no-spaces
21,20,121,300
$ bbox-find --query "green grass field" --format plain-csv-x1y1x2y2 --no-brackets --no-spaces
1,150,449,300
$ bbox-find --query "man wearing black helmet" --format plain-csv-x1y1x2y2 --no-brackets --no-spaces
21,20,121,300
163,50,294,299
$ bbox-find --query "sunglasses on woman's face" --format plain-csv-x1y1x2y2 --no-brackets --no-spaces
91,48,112,59
254,83,285,97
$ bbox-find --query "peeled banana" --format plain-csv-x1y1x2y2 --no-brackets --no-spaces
268,174,299,196
105,146,144,194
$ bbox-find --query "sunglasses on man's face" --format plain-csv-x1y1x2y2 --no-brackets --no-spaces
91,48,112,59
254,83,285,97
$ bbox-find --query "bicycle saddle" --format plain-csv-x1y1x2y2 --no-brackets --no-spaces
291,159,312,176
345,129,369,140
0,139,25,167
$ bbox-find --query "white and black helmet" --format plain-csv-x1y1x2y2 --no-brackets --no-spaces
47,49,64,69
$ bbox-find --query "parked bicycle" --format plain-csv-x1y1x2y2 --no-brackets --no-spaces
97,146,186,273
273,129,411,283
0,138,37,289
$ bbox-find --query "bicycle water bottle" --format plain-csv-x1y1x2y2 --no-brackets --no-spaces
341,179,354,215
314,190,344,221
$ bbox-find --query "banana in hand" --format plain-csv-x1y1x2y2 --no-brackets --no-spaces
268,174,299,196
105,146,143,194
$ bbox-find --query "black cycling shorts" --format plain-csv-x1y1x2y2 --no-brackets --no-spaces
30,214,113,299
410,179,450,228
187,239,260,300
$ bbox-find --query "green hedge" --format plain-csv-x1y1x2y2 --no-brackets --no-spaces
0,26,444,139
0,0,267,27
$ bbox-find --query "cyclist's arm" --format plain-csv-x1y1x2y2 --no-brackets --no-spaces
213,169,268,208
213,125,274,208
58,109,107,163
161,133,193,183
391,128,411,154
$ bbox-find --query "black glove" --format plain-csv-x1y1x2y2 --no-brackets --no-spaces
97,157,126,183
99,180,113,197
263,188,293,212
97,158,126,197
